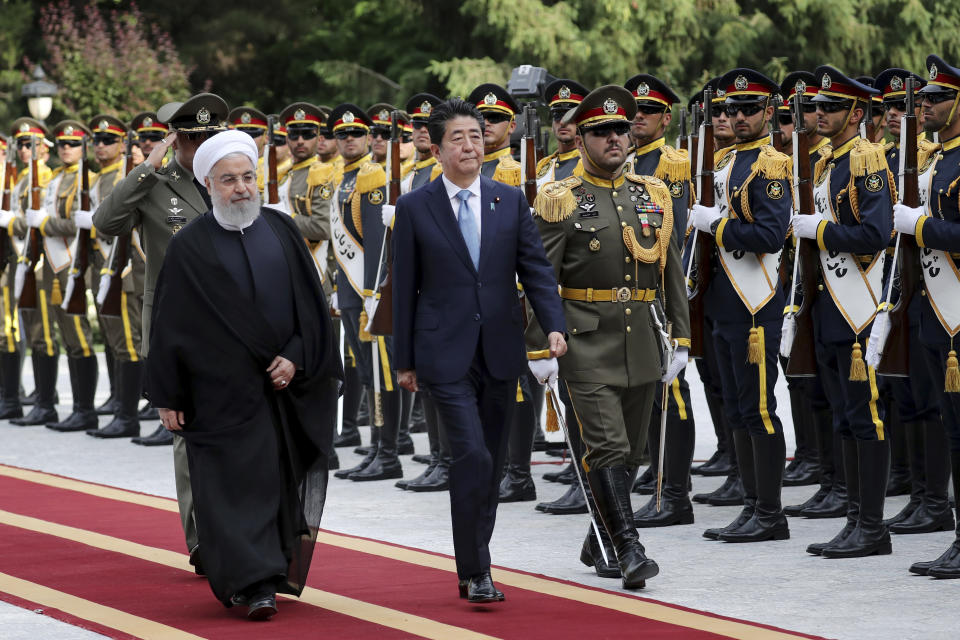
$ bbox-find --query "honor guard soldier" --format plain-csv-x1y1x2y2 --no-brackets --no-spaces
316,106,343,180
791,66,893,558
0,119,53,420
277,102,335,230
869,68,951,537
228,106,269,191
689,69,793,544
84,115,148,440
327,103,405,482
401,93,444,194
535,80,588,187
527,86,690,588
467,83,522,186
367,104,396,167
856,75,887,143
887,55,960,578
93,92,228,571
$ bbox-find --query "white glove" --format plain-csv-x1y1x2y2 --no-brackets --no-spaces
893,203,924,236
381,204,396,228
74,209,94,230
0,210,14,228
792,214,821,239
690,204,722,234
330,291,339,312
363,296,377,322
26,208,46,229
661,347,688,383
866,311,890,368
528,357,559,386
779,314,796,359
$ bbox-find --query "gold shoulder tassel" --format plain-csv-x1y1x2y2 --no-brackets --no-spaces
849,139,889,178
307,161,335,187
355,161,387,193
849,341,868,381
752,146,791,180
946,349,960,393
654,145,691,183
358,310,372,342
533,179,578,223
493,156,521,187
747,325,764,365
814,147,833,185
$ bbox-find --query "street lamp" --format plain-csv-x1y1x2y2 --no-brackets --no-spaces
22,65,58,123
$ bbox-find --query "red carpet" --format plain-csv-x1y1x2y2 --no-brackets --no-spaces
0,464,827,640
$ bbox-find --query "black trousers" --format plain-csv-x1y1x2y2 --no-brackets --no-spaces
421,345,516,579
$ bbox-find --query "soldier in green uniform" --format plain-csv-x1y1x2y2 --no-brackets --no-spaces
528,86,690,588
93,93,228,571
535,79,587,188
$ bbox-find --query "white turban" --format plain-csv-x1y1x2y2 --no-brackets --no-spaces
192,130,258,182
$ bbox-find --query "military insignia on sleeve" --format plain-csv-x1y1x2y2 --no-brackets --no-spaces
589,236,601,252
669,181,684,198
821,74,832,90
864,173,884,192
319,185,332,200
766,181,784,200
197,108,211,124
735,75,748,91
368,189,384,205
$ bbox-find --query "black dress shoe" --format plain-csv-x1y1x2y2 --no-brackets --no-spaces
87,417,139,439
131,424,174,446
411,454,432,465
247,594,277,620
465,572,504,603
10,406,58,427
498,474,536,502
137,402,160,421
189,545,205,576
543,463,575,484
784,486,830,517
692,450,733,476
407,463,450,492
782,460,819,486
915,541,960,578
806,521,855,556
889,505,955,535
458,578,504,600
536,484,587,514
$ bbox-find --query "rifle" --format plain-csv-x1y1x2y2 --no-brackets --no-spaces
0,138,13,270
785,91,819,377
98,136,134,317
519,104,540,331
877,77,920,376
62,138,92,314
685,89,714,359
861,99,877,142
677,107,688,151
770,95,787,153
265,115,279,205
16,137,40,309
369,110,401,336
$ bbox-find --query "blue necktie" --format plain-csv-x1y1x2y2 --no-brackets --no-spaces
456,189,480,269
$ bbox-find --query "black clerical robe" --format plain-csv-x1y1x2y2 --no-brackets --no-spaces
147,208,342,606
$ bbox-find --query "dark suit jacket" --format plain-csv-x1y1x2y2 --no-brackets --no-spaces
392,175,565,384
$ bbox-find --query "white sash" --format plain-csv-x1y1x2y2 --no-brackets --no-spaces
918,155,960,336
38,173,73,273
330,182,364,296
90,177,115,259
814,171,882,334
713,152,782,314
276,176,293,215
311,239,329,284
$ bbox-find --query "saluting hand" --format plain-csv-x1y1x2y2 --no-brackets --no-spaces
147,132,176,170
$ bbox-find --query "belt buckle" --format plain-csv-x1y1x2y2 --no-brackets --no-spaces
615,286,631,303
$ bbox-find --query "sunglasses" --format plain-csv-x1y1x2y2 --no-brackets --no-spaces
816,101,852,114
724,103,765,117
636,104,666,116
585,122,631,137
335,130,367,140
920,91,957,105
236,127,264,138
777,114,793,126
370,127,391,140
882,100,907,112
56,139,83,148
412,121,429,130
138,132,165,142
550,107,573,122
93,135,120,146
320,130,335,140
270,135,286,146
16,140,34,150
287,129,318,141
180,131,215,142
709,105,724,118
482,112,512,125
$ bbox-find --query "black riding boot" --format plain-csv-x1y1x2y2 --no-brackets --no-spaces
886,403,911,496
883,419,925,526
47,356,98,432
11,354,58,426
719,433,789,542
633,413,659,495
704,429,756,539
807,437,859,554
783,386,819,486
913,452,960,578
822,439,891,558
633,405,695,527
787,408,836,516
800,429,849,518
692,387,732,476
96,348,118,415
397,388,415,456
891,420,954,534
499,389,537,502
0,351,23,419
537,402,587,514
336,389,380,479
334,364,362,447
694,409,743,506
350,389,403,481
88,360,141,438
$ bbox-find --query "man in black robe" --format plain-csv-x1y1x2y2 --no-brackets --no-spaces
147,131,342,620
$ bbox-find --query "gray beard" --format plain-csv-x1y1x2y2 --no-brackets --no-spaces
212,192,261,229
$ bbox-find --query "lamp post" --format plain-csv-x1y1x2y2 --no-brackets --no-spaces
22,65,58,123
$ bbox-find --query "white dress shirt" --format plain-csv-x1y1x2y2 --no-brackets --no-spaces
441,173,482,244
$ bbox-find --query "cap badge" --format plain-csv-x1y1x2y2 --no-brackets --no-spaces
343,111,355,124
420,101,432,114
378,109,390,122
98,120,108,131
240,112,251,124
821,74,832,90
890,76,904,91
196,107,211,124
636,82,650,97
143,116,153,127
19,123,29,133
795,80,807,96
63,125,75,136
559,85,572,99
294,108,306,121
735,75,748,91
717,88,726,98
602,98,618,115
929,64,938,81
483,92,498,106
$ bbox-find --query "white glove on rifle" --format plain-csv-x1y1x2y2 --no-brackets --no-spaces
866,311,890,369
690,204,722,234
74,209,94,230
792,214,821,239
0,210,14,228
330,292,339,312
528,357,558,386
363,296,377,323
26,208,46,229
381,204,396,228
661,347,688,383
893,203,924,236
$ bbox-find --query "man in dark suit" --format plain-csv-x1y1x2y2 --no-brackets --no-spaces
392,98,566,603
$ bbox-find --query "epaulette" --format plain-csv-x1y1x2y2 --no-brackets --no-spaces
492,154,521,186
918,139,941,172
532,176,579,223
751,145,791,181
814,146,833,185
307,161,336,188
849,138,889,178
429,162,443,181
654,145,691,184
536,153,556,178
355,161,386,193
626,174,671,203
884,141,895,154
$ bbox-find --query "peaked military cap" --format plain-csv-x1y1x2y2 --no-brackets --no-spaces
920,55,960,95
368,103,398,128
468,83,519,117
406,93,443,120
328,103,372,133
856,76,884,105
11,117,49,140
157,93,228,132
52,120,92,141
874,68,925,101
269,114,286,138
812,66,879,103
543,80,589,109
719,68,780,102
624,74,680,108
687,78,724,113
780,71,817,106
228,106,269,131
88,115,127,139
317,105,333,134
279,102,324,129
561,85,636,128
130,112,168,135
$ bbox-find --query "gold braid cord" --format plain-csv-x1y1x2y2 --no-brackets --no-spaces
623,174,674,272
814,146,834,185
350,188,363,239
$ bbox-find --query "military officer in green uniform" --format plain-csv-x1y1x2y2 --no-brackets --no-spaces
400,93,444,194
93,93,228,571
527,86,690,589
535,79,587,187
278,102,336,239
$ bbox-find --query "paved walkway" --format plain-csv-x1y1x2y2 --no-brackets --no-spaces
0,353,955,639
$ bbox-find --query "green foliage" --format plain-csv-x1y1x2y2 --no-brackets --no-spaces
0,0,35,131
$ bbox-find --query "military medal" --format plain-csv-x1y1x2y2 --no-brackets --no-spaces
167,197,187,233
589,236,601,252
635,202,663,238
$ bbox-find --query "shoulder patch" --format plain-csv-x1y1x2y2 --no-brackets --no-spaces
669,180,684,198
849,138,889,178
864,173,884,192
532,178,578,223
766,181,784,199
367,188,384,205
654,144,691,184
355,161,387,194
307,161,335,188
